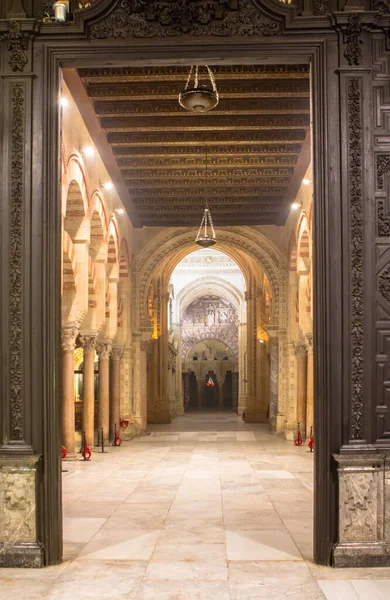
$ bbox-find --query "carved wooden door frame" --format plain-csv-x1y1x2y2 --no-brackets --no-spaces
4,0,380,566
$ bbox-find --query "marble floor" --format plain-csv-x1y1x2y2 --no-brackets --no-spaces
1,412,390,599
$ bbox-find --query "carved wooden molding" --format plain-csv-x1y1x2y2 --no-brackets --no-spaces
89,0,282,40
0,21,28,72
347,78,364,441
344,14,363,67
9,83,25,442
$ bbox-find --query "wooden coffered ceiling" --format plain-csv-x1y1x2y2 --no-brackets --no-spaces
64,64,311,228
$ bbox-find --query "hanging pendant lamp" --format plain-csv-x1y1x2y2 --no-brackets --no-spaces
195,147,217,248
207,376,215,387
179,65,219,113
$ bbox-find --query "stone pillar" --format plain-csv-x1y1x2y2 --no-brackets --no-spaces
96,340,112,442
61,325,78,456
268,335,279,433
294,342,308,439
285,341,298,440
79,334,96,448
139,340,150,431
306,334,314,438
110,346,123,440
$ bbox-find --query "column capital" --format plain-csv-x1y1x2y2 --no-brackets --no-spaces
111,346,124,361
96,340,112,359
305,333,313,349
78,333,97,352
61,325,79,352
293,341,308,358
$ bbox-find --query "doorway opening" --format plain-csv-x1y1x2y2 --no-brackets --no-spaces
59,59,315,564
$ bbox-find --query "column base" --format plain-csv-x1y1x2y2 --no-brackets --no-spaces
333,542,390,568
62,453,78,461
275,414,285,434
0,542,44,568
244,410,268,423
148,414,171,424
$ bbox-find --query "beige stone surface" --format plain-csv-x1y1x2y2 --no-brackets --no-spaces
2,415,390,598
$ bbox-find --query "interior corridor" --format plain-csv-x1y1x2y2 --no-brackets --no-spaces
2,414,389,599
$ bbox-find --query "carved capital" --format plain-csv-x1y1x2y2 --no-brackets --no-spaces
61,326,79,352
305,333,313,350
140,339,152,352
78,334,97,352
111,346,124,361
96,340,112,360
293,341,308,359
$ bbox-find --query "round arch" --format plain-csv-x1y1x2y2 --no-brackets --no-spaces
136,226,285,330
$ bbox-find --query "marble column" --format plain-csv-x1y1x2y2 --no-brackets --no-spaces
294,342,308,438
96,340,112,442
110,346,123,440
306,333,314,438
268,335,279,433
79,334,97,448
61,325,79,456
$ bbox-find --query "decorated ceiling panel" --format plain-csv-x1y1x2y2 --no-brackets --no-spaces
75,64,311,227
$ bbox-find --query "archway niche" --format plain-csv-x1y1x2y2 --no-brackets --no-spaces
132,229,286,429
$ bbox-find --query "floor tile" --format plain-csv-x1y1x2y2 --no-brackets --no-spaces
225,529,302,561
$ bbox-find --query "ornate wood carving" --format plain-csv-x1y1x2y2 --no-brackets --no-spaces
1,21,28,72
377,155,390,190
9,83,25,441
344,14,363,67
348,78,364,441
90,0,281,40
372,39,390,442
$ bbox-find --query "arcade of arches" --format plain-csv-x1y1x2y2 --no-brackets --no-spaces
60,82,314,452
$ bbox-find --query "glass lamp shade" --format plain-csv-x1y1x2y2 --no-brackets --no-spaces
179,87,219,113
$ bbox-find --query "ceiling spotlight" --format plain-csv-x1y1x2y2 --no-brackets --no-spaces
82,146,95,157
115,208,125,215
291,203,300,210
302,178,311,185
60,97,69,108
258,339,265,344
103,181,113,190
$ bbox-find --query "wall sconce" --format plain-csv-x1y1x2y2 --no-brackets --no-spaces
53,1,69,22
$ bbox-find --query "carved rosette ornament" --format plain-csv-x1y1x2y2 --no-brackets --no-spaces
89,0,281,39
347,79,364,441
96,340,112,360
61,326,79,353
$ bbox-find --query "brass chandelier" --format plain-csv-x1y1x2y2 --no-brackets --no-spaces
195,148,217,248
179,65,219,113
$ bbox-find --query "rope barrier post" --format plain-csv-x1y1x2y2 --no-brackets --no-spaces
83,431,87,461
101,427,104,453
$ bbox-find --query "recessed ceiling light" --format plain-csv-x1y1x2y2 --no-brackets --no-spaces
291,203,300,210
60,97,69,108
82,146,95,157
115,208,125,215
302,178,311,185
103,181,113,190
